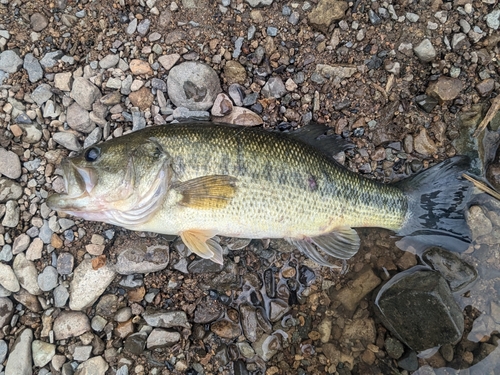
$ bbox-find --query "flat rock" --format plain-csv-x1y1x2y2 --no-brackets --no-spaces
308,0,348,33
261,76,286,98
70,259,116,311
158,53,180,71
74,356,109,375
0,50,23,73
13,253,43,296
99,54,120,69
0,262,20,292
426,76,463,103
332,265,381,311
146,329,181,349
142,309,190,328
413,39,436,62
413,127,437,156
54,72,73,91
53,311,91,340
38,265,59,291
30,12,48,31
113,241,170,275
70,77,101,110
167,61,222,111
4,328,33,375
217,106,263,126
375,266,464,351
246,0,273,7
211,318,241,339
0,148,22,179
32,339,56,367
23,53,43,83
31,83,53,106
0,178,22,202
52,132,82,151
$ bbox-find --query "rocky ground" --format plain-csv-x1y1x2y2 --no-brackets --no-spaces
0,0,500,374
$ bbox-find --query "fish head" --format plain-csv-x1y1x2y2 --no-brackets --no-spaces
47,136,171,226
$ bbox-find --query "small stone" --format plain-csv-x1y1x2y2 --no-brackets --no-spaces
151,78,167,91
40,50,63,69
224,60,247,85
158,53,180,71
0,148,22,179
130,59,153,75
146,329,181,349
142,310,190,328
31,83,53,106
99,54,119,69
73,345,93,362
262,77,287,98
172,107,210,121
74,356,109,375
69,259,116,311
32,340,56,367
414,39,436,63
485,9,500,30
13,234,30,254
0,50,23,73
54,284,70,307
211,319,241,339
70,77,101,111
252,333,280,361
126,18,137,34
0,297,14,327
23,53,43,83
52,132,82,151
137,19,151,36
308,0,348,33
426,76,463,103
211,93,233,117
4,329,33,375
476,79,495,97
2,200,19,228
114,241,170,275
13,253,43,295
385,337,404,359
53,311,91,340
38,266,59,291
128,87,154,111
333,265,381,311
413,128,437,156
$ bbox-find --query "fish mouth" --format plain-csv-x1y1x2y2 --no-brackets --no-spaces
46,160,96,212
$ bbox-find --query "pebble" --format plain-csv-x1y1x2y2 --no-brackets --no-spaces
38,265,59,291
66,102,94,133
146,329,181,349
99,54,119,69
308,0,348,33
73,345,93,361
426,76,463,103
70,77,102,111
0,262,19,292
262,76,287,98
172,106,210,121
129,59,152,75
53,284,70,307
413,128,437,156
0,148,22,179
53,311,91,340
211,93,233,117
0,297,14,327
0,340,7,363
167,61,222,111
13,253,43,295
158,53,180,71
40,50,63,69
413,39,436,62
126,18,137,34
74,356,109,375
224,60,247,85
384,337,404,359
4,328,33,375
142,310,190,328
69,259,116,311
334,266,381,311
0,50,23,73
31,83,52,106
252,333,279,361
0,178,22,203
137,19,151,36
211,319,241,339
23,53,43,83
485,9,500,30
32,340,56,367
114,242,170,275
52,132,82,151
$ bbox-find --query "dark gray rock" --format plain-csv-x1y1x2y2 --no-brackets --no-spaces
40,50,64,69
375,266,464,351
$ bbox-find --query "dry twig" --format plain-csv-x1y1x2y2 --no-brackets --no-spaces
473,95,500,137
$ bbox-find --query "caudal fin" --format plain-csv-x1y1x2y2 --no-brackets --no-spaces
396,156,473,252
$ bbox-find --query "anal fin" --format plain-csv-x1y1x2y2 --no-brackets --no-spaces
180,230,224,265
287,227,360,267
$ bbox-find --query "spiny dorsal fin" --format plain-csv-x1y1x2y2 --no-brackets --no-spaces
174,175,237,209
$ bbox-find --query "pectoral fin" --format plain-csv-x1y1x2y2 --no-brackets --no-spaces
180,230,224,265
287,227,360,267
174,175,237,209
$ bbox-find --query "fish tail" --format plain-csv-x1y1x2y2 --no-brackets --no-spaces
396,156,473,252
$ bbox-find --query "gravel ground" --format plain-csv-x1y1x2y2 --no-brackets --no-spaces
0,0,499,374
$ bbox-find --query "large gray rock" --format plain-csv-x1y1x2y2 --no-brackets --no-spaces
0,50,23,73
0,262,19,292
375,266,464,351
66,102,95,133
4,328,33,375
13,253,43,296
113,240,170,275
53,311,90,340
167,62,221,111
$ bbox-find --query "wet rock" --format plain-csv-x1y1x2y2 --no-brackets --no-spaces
217,106,263,126
240,303,259,342
32,339,56,367
375,267,464,351
468,205,492,239
69,259,116,311
211,319,241,339
113,241,170,275
142,309,190,328
224,60,246,85
74,356,109,375
426,76,463,103
188,258,225,273
252,333,280,361
53,311,91,340
413,39,436,62
0,262,19,292
4,328,33,375
332,265,381,311
167,62,222,111
70,77,101,111
0,50,23,73
422,247,477,292
128,86,154,111
23,53,43,83
262,77,286,99
269,300,290,322
0,178,22,202
308,0,348,33
0,297,13,328
0,149,22,179
211,93,233,117
13,253,43,295
146,329,181,349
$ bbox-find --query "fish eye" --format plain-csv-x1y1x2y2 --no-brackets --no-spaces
84,147,101,162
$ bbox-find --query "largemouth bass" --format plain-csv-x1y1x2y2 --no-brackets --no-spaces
47,122,472,267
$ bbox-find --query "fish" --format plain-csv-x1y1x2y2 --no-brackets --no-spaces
47,122,472,267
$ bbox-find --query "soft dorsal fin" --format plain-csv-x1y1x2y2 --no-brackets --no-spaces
173,175,237,210
283,123,353,158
